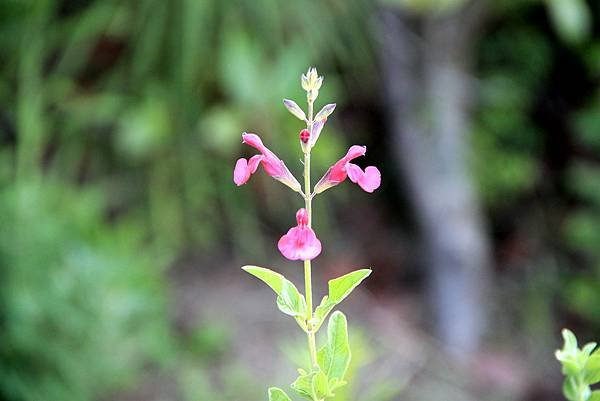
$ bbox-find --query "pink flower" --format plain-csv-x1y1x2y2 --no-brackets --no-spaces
278,208,322,261
314,145,381,194
234,133,302,193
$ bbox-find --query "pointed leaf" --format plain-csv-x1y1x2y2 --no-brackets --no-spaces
328,269,372,304
276,279,306,317
317,311,351,383
243,265,306,320
268,387,292,401
242,265,284,296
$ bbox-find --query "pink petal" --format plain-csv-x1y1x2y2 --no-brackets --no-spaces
278,226,322,261
241,133,285,178
241,133,265,152
329,145,367,182
343,145,367,162
359,166,381,192
234,158,250,186
247,154,263,175
346,163,363,184
234,155,264,186
347,164,381,193
260,156,286,178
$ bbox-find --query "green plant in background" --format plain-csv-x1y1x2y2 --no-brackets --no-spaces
234,67,381,401
556,329,600,401
0,182,172,401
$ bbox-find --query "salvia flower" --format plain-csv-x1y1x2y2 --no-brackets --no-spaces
278,208,322,261
234,133,302,193
314,145,381,194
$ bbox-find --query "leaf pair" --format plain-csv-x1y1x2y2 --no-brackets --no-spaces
242,265,371,331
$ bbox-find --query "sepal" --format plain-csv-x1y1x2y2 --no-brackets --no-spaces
314,103,336,122
283,99,307,121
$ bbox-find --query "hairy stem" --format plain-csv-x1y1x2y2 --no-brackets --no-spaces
304,96,318,369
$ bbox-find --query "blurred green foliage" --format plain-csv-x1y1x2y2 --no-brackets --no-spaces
0,182,173,400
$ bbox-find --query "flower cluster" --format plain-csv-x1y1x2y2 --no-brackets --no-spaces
233,71,381,261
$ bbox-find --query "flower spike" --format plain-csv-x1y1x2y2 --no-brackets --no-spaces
278,208,322,261
314,145,381,194
233,133,302,193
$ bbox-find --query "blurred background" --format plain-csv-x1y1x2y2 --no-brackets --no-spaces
1,0,600,400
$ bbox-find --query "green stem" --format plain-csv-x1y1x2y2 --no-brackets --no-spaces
304,96,318,369
305,260,317,366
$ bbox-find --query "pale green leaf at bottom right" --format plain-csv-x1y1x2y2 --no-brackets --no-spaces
268,387,292,401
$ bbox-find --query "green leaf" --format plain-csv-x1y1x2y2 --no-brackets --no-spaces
242,266,284,296
243,265,306,318
268,387,292,401
317,311,351,384
277,280,307,317
291,373,314,400
315,296,335,325
329,378,347,392
328,269,372,304
589,390,600,401
311,370,331,400
315,269,372,328
563,377,578,401
586,354,600,384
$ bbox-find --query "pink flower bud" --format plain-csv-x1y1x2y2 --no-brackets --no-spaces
296,208,308,226
299,129,310,144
